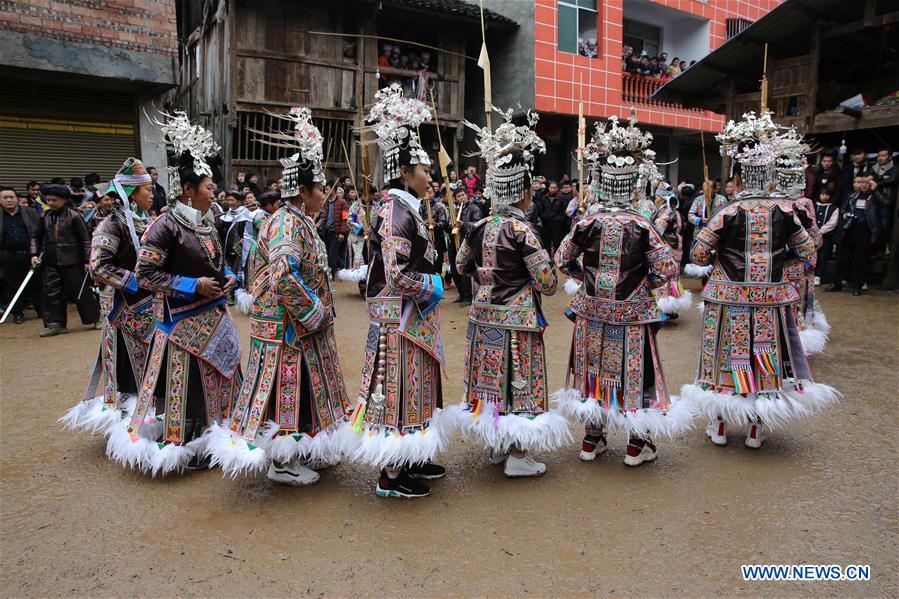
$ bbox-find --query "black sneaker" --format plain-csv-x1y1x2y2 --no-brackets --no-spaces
376,470,431,499
186,453,212,471
667,313,679,321
825,283,842,292
406,461,446,480
13,313,24,325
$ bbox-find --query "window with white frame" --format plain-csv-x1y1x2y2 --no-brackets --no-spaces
558,0,599,58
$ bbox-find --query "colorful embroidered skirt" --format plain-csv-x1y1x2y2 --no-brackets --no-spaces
681,300,838,427
554,316,694,439
209,323,350,476
453,322,570,453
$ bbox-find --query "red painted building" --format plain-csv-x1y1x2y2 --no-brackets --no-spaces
486,0,781,182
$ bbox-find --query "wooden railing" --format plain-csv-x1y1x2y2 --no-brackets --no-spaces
621,73,702,112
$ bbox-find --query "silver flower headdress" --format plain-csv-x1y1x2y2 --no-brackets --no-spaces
364,84,431,184
154,110,220,200
773,127,811,197
717,111,779,193
250,106,325,198
464,106,546,210
589,111,654,207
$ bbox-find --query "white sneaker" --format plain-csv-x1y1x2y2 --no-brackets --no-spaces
623,438,658,467
267,459,320,486
706,419,727,446
745,423,765,449
813,276,821,286
862,283,869,290
488,448,509,464
304,455,340,470
503,454,546,478
579,432,608,461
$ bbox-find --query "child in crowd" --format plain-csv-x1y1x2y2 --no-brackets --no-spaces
814,188,840,286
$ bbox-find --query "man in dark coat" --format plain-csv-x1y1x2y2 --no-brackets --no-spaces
0,187,42,324
34,184,100,336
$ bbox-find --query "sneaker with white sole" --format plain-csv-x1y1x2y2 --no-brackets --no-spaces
706,418,727,446
745,422,765,449
579,431,608,461
503,454,547,478
623,437,657,467
304,455,340,471
406,462,446,480
267,459,320,486
488,449,509,464
376,470,430,499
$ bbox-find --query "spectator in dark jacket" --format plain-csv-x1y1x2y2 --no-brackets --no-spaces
316,186,349,276
33,184,100,335
540,180,569,255
148,167,168,214
871,146,896,245
809,152,842,203
448,188,482,304
0,187,42,323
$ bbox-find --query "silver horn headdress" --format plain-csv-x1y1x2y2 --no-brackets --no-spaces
364,83,431,184
590,111,655,208
717,110,779,194
250,106,325,199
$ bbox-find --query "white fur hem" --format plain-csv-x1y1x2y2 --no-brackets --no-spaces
205,422,269,478
344,407,450,469
696,300,705,313
799,326,828,356
807,309,830,334
680,381,840,429
684,263,713,278
450,401,573,453
106,416,212,477
260,420,347,464
60,395,137,435
564,278,581,296
552,388,696,439
235,288,255,315
337,264,368,283
657,289,693,314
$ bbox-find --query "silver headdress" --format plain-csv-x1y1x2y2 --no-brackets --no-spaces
154,110,220,200
773,127,811,196
717,111,779,194
365,83,431,184
590,111,655,208
464,106,545,211
250,106,325,198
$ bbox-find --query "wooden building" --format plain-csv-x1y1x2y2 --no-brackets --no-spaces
653,0,899,141
175,0,516,188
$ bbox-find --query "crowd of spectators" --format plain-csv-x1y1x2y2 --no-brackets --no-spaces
622,45,696,80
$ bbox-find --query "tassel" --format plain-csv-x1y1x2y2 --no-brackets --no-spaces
351,398,367,433
470,398,482,420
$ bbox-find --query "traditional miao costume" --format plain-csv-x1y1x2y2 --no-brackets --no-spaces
208,107,349,485
773,129,829,355
553,116,694,466
680,112,839,448
652,191,693,316
684,192,729,279
106,112,243,475
337,198,369,283
61,158,155,434
347,84,450,497
452,109,568,477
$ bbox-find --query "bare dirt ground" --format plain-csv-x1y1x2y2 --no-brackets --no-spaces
1,279,897,597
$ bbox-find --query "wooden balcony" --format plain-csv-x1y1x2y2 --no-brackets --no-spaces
622,73,702,112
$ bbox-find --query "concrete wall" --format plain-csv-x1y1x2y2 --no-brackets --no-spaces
484,0,536,112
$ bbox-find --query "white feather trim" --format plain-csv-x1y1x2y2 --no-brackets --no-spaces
684,263,713,278
105,417,159,471
62,394,138,435
552,388,696,439
451,401,573,453
680,381,840,429
337,264,368,283
346,408,451,469
799,326,828,356
262,420,346,464
696,300,705,313
808,309,830,335
657,289,693,314
564,278,581,296
235,288,255,315
205,422,269,478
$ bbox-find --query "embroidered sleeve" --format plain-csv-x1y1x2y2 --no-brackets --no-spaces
136,216,195,300
555,219,588,278
455,234,477,279
268,215,325,332
89,217,136,292
691,206,731,266
652,208,671,237
787,213,816,264
645,225,678,288
517,220,557,295
380,203,439,301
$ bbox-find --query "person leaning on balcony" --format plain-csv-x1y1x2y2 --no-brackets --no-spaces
666,57,681,78
621,44,633,70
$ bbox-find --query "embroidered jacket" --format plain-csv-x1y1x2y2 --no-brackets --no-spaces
556,210,678,324
691,197,816,307
651,202,683,257
89,207,152,303
136,202,231,321
457,207,557,331
251,202,332,337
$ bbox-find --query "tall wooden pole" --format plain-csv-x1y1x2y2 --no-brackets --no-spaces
478,0,493,132
576,73,586,215
429,87,460,250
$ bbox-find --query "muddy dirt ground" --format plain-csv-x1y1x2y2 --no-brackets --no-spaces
1,280,897,597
